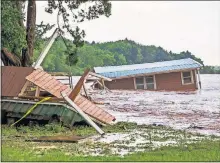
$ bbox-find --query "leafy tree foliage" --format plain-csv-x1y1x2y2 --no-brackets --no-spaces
1,0,112,66
94,39,204,65
34,38,211,75
200,66,220,74
2,1,217,74
1,1,26,57
44,0,111,66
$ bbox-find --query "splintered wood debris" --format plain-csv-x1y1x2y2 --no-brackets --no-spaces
24,68,116,125
27,135,88,143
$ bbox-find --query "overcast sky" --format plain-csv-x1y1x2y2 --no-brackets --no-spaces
36,1,220,66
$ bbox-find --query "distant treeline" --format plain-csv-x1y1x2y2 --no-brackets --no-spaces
200,66,220,74
35,38,212,75
3,0,218,75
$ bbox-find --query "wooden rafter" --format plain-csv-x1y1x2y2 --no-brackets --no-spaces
35,86,40,97
68,68,90,101
18,80,30,96
88,72,112,81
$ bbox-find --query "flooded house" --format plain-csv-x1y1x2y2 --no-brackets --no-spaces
93,58,203,91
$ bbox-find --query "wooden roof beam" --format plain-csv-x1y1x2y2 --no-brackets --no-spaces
88,72,112,81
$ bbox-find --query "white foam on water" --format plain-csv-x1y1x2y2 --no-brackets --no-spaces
90,74,220,136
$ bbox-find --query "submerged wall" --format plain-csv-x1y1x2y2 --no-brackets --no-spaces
103,70,198,91
155,71,197,91
105,78,135,90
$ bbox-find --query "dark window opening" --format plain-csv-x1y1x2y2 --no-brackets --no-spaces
145,76,155,90
135,76,155,90
182,71,192,84
135,77,144,89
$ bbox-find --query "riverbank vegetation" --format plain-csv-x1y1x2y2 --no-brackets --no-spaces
2,123,220,162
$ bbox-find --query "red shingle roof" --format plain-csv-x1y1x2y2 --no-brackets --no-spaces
26,68,116,124
26,68,72,98
75,95,116,124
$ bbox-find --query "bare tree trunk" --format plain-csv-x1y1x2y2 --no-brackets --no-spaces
21,48,30,67
26,0,36,62
1,48,22,66
15,1,29,67
15,1,25,29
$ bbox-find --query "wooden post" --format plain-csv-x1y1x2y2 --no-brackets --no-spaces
96,80,111,92
153,75,157,90
68,75,74,89
197,69,201,89
35,86,40,97
133,77,137,90
96,80,103,89
83,83,88,98
101,79,105,90
194,70,198,89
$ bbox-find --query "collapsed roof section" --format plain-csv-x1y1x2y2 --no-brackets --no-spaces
24,68,116,124
74,95,115,124
1,66,34,97
25,68,72,98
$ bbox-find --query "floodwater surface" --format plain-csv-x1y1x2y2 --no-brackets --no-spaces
52,74,220,156
87,74,220,136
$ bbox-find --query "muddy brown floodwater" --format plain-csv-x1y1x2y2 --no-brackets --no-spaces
85,74,220,136
49,74,220,156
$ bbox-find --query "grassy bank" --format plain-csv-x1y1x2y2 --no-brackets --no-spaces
1,123,220,162
2,140,220,161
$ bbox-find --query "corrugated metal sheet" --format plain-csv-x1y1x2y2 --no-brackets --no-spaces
94,58,203,78
1,66,34,97
26,69,116,124
1,99,84,126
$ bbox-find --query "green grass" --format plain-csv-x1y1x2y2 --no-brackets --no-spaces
1,123,220,162
1,121,138,137
2,140,220,161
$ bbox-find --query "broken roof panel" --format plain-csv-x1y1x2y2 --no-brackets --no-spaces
1,66,34,97
26,68,72,98
94,58,203,78
26,68,116,124
75,95,116,124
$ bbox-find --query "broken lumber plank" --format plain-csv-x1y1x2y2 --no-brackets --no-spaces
35,86,40,97
74,95,115,124
26,135,88,143
18,80,30,96
68,68,90,101
61,92,105,135
89,72,112,81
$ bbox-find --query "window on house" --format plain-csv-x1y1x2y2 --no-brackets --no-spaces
182,71,193,84
145,76,155,90
135,77,144,89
